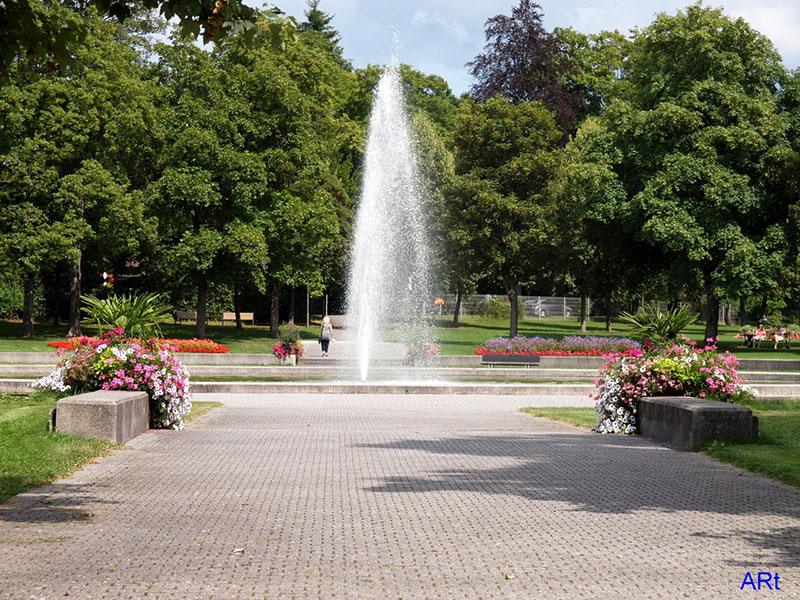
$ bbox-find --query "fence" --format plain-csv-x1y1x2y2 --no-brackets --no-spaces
434,295,741,324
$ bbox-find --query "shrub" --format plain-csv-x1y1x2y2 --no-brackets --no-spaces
618,304,698,342
81,293,172,339
273,325,304,360
474,335,640,356
34,329,191,429
593,336,754,435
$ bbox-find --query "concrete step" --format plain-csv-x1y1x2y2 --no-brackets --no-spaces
2,376,798,399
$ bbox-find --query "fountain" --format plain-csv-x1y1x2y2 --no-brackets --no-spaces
346,58,434,381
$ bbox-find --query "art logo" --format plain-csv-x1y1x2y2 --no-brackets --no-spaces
740,572,780,591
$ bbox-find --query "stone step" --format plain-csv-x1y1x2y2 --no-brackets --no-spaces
3,376,799,399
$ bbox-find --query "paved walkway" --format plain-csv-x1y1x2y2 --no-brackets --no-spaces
1,393,799,599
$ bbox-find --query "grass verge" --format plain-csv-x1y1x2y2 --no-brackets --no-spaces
519,407,597,429
520,400,800,488
704,399,800,488
0,392,222,504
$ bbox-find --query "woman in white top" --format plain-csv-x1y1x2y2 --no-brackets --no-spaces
319,316,335,357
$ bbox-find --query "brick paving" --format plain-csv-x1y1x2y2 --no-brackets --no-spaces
1,392,799,599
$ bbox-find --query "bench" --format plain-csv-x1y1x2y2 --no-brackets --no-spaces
175,310,197,323
222,311,255,325
638,396,758,451
481,354,540,368
56,390,150,443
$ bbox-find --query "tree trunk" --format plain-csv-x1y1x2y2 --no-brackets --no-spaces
724,303,732,326
22,275,35,338
52,270,60,326
453,289,462,326
758,295,768,325
703,273,719,341
507,281,520,338
196,279,208,339
67,257,82,336
604,294,612,331
289,287,296,325
739,296,747,326
270,281,281,338
234,282,242,329
579,292,588,333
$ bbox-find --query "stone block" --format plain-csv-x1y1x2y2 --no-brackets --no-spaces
639,396,758,451
56,390,150,444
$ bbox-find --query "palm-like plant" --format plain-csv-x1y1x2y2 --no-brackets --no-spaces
81,293,172,339
619,304,698,342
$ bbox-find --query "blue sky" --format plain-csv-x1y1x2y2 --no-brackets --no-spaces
272,0,800,95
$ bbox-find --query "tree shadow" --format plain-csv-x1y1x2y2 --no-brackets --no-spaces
692,527,800,568
356,433,800,518
0,482,117,523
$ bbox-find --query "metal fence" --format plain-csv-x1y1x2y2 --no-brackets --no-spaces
434,294,741,323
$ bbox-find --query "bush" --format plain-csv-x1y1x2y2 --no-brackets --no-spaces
34,329,191,429
273,325,304,360
81,293,172,339
618,304,698,342
474,335,640,356
593,336,754,435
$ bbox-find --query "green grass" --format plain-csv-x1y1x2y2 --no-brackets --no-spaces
3,315,800,358
0,392,222,504
519,406,598,429
705,399,800,488
520,400,800,488
185,401,223,422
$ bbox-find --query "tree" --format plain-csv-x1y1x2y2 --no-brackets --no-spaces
298,0,350,71
554,28,631,116
450,97,561,337
467,0,585,135
0,0,295,79
605,4,792,339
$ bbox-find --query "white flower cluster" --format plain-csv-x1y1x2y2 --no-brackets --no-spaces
32,366,71,392
594,375,637,435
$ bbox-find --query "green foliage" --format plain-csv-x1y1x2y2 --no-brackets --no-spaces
80,292,172,338
619,305,699,342
278,324,301,345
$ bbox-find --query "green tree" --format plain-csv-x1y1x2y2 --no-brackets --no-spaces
451,97,561,337
0,0,295,79
604,4,792,339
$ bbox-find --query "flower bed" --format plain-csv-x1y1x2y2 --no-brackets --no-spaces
36,329,191,429
474,335,640,356
48,337,230,353
594,336,754,435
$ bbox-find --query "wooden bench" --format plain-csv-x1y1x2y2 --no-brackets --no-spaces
175,310,197,323
222,311,254,325
481,354,540,368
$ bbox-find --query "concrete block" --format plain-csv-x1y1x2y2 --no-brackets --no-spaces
639,396,758,451
56,390,150,444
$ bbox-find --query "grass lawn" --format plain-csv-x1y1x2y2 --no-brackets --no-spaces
519,399,800,488
0,391,221,504
3,315,800,359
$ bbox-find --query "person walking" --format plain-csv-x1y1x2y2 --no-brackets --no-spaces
319,316,335,357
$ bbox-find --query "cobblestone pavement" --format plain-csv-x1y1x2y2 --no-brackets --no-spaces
1,393,799,599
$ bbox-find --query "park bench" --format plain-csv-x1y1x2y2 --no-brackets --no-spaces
638,396,758,451
175,310,197,323
222,311,255,325
481,354,540,368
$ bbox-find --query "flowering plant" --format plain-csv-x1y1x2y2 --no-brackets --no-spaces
405,341,439,365
475,335,640,356
272,341,304,359
593,336,754,435
48,337,230,353
35,328,191,429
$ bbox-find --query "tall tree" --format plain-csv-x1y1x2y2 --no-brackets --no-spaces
450,97,561,337
605,4,791,339
467,0,585,135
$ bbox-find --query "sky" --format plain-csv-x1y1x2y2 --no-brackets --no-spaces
271,0,800,95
